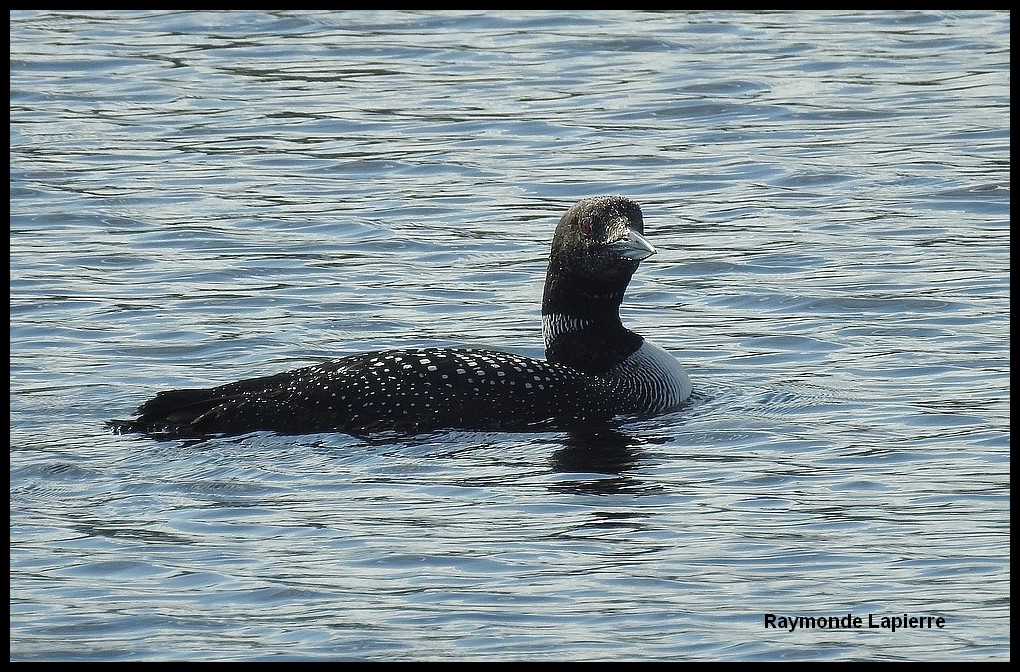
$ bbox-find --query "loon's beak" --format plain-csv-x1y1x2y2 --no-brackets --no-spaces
610,228,656,261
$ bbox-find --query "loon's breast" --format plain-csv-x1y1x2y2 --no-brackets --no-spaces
542,312,691,415
603,340,692,414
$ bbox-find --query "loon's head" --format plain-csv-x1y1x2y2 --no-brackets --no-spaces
549,196,655,277
544,196,655,302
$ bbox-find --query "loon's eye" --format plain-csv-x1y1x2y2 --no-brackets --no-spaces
579,218,592,236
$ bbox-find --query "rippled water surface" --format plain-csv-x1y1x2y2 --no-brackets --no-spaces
10,10,1010,661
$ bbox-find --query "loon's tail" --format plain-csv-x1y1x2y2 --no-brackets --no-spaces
108,387,231,438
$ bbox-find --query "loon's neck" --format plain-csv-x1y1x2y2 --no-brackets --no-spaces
542,312,643,375
541,253,643,374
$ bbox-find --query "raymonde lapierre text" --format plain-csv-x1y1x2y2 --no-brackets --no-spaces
765,613,946,633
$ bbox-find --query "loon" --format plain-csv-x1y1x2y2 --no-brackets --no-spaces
113,196,692,437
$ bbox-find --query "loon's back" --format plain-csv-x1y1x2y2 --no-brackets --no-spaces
130,348,619,436
113,196,691,438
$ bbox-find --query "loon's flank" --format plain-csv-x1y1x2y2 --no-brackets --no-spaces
112,196,692,437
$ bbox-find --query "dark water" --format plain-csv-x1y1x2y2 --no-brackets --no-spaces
10,10,1010,661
